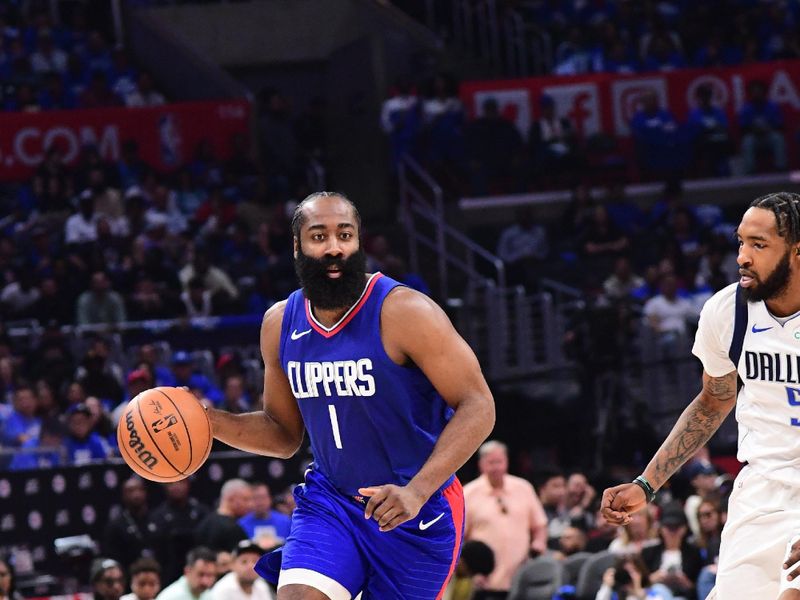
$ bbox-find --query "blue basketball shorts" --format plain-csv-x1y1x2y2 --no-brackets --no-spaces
254,467,464,599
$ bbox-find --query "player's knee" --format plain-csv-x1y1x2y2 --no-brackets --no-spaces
778,590,800,600
278,584,334,600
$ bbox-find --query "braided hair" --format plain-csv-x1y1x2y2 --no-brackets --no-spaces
749,192,800,245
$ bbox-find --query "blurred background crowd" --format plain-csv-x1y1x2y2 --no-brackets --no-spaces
1,0,798,599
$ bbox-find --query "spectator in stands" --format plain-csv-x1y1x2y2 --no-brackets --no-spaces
88,166,127,235
420,73,464,168
739,79,786,174
238,482,291,546
31,276,71,324
554,26,591,74
8,416,65,470
121,557,161,600
108,48,138,100
443,540,495,600
596,555,674,600
694,500,723,600
90,558,125,600
380,79,420,172
464,441,549,590
80,70,120,108
608,509,659,555
641,503,702,599
149,479,210,585
603,257,645,301
218,374,249,414
642,273,697,339
39,71,76,110
565,472,596,531
76,271,127,326
215,550,233,582
64,402,110,464
167,351,222,405
694,499,722,566
556,526,588,559
194,479,252,552
135,344,173,387
129,277,176,320
535,470,570,549
65,190,98,245
77,348,124,406
1,270,40,318
2,384,40,447
682,460,719,538
581,205,630,279
34,379,58,419
180,277,213,318
145,182,186,236
687,84,731,177
529,94,580,182
641,30,685,72
465,97,524,196
0,556,22,600
210,540,274,600
104,476,155,571
179,247,238,303
155,547,216,600
30,28,67,75
630,91,684,181
496,207,549,288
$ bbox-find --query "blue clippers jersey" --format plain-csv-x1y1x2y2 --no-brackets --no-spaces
279,273,454,495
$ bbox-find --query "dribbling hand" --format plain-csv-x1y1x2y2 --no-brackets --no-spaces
600,483,647,526
358,484,427,532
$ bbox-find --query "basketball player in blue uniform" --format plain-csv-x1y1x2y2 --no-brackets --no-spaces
205,192,495,599
601,193,800,600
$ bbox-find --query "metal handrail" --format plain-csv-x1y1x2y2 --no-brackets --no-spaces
398,156,505,299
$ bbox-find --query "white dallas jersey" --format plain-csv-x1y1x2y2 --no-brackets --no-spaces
692,282,800,486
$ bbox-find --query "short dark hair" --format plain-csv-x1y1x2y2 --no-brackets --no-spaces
750,192,800,245
129,557,161,578
460,540,495,576
185,546,216,567
291,191,361,239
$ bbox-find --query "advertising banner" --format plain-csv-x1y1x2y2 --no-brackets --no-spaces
0,100,251,181
461,60,800,141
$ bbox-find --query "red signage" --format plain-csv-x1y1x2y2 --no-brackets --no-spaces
460,60,800,141
0,100,251,181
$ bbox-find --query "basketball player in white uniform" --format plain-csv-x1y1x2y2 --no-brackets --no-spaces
601,192,800,599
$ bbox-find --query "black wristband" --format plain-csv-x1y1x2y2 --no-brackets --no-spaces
632,475,656,503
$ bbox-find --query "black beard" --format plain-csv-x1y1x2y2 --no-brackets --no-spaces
294,245,367,310
742,249,792,302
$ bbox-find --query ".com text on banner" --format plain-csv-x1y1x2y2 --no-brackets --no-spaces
0,100,251,181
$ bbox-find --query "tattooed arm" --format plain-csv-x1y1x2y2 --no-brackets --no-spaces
601,369,737,524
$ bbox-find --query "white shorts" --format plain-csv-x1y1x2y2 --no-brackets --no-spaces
713,465,800,599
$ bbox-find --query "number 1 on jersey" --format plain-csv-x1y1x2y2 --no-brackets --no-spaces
328,404,343,449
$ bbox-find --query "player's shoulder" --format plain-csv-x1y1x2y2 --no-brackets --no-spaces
262,300,288,328
382,285,442,321
699,283,738,319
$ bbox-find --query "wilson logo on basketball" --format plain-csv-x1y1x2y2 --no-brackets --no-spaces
151,414,178,434
125,411,159,470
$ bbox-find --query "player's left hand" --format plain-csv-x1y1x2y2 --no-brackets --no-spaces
784,536,800,580
358,484,427,532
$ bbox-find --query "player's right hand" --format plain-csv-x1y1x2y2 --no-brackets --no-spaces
600,483,647,525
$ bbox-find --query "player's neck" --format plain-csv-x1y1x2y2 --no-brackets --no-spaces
765,279,800,317
312,305,351,328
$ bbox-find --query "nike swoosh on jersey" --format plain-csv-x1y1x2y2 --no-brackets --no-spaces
752,325,773,333
291,329,312,340
419,512,445,531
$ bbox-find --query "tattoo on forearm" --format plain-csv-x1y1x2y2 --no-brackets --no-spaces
652,373,735,486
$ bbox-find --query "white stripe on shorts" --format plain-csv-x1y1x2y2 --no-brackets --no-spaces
278,568,351,600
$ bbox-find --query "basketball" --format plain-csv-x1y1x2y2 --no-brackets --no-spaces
117,387,212,482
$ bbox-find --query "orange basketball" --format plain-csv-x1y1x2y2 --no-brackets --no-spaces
117,386,212,482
